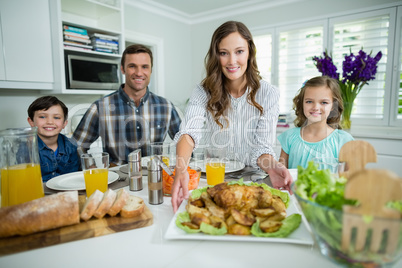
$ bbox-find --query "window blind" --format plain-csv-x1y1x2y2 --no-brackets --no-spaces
277,26,323,114
332,15,389,120
254,34,272,83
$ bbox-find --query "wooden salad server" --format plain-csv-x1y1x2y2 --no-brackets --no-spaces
339,140,377,178
341,169,402,254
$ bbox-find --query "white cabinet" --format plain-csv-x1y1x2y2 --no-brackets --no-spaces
50,0,124,95
0,0,54,90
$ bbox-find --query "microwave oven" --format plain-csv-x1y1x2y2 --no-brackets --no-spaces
66,54,121,90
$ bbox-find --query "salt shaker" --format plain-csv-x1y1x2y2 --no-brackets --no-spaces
147,158,163,205
128,149,143,191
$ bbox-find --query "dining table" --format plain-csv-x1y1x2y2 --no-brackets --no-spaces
1,165,400,268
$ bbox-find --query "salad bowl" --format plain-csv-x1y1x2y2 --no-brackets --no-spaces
292,163,402,267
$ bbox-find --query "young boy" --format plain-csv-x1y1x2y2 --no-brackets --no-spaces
27,96,80,182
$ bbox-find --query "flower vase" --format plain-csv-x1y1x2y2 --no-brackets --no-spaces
341,101,353,130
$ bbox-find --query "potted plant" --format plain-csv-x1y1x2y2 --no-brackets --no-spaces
312,49,382,129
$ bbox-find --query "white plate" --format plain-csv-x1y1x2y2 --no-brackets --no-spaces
193,160,246,174
164,194,314,245
46,171,119,191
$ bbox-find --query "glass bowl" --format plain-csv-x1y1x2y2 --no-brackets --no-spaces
291,182,402,267
162,166,201,196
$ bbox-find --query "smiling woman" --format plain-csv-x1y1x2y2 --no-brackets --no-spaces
171,21,293,212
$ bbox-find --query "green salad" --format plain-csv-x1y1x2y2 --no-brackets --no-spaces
294,161,402,267
175,179,301,237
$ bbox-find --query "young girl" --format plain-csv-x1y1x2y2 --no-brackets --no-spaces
278,76,354,169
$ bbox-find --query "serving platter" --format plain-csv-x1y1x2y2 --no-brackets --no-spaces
46,171,119,191
164,193,314,245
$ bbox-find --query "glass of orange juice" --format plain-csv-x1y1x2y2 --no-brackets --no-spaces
80,152,109,197
205,148,226,186
0,127,44,207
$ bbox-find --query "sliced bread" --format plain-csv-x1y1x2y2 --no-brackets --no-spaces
120,195,145,218
80,190,103,221
107,188,129,217
93,189,117,219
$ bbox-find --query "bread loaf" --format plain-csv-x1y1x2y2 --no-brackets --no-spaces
93,189,116,219
80,190,103,221
107,188,129,217
120,195,145,218
0,191,79,238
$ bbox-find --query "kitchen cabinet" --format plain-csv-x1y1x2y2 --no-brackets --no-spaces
51,0,124,95
0,0,55,90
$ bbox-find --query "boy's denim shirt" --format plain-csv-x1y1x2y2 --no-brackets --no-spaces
38,134,80,182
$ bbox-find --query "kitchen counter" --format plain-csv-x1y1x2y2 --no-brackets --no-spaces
0,168,400,268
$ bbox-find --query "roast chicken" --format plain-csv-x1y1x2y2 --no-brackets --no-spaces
184,182,287,235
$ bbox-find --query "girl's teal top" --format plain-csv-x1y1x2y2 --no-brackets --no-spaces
278,127,354,169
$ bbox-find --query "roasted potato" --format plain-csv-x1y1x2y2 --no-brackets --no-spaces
182,222,200,229
259,219,282,233
228,223,251,235
190,212,211,226
231,208,256,226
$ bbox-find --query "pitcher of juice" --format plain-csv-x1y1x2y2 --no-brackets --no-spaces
0,127,44,207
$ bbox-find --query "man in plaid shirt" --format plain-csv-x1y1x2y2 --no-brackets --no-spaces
72,44,181,166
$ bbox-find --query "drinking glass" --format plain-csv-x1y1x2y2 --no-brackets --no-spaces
0,127,44,207
81,152,109,197
205,148,226,186
150,142,174,196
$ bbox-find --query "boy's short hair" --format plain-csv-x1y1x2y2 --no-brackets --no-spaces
28,96,68,121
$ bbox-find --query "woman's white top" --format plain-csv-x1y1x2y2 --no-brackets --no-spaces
174,80,279,167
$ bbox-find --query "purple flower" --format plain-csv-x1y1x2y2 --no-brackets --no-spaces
312,52,339,80
313,49,382,86
341,50,382,85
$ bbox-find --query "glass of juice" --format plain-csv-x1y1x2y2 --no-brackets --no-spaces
205,148,226,186
0,127,44,207
80,152,109,197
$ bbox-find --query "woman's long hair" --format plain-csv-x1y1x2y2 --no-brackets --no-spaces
293,76,344,129
202,21,263,128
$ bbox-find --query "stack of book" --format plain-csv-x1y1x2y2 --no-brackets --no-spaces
63,25,93,51
277,114,291,128
91,33,119,54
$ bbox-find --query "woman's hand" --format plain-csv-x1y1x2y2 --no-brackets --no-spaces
267,165,293,193
257,154,293,194
171,134,195,213
171,168,190,213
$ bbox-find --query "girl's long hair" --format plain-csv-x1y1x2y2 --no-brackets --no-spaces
202,21,263,128
293,76,344,129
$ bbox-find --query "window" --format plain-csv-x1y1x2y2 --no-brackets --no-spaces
276,24,324,114
329,10,391,125
254,7,402,127
254,34,272,82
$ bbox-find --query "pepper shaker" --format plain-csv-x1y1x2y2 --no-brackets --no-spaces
147,158,163,205
128,149,143,191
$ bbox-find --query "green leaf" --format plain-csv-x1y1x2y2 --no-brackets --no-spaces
250,214,302,238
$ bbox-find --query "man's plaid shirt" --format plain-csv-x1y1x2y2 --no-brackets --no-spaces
72,86,182,165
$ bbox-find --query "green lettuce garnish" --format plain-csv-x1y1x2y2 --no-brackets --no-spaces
175,179,300,237
251,214,302,237
175,211,201,234
200,222,227,235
